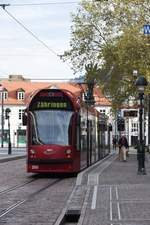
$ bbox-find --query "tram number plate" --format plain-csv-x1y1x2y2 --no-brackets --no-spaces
32,165,39,169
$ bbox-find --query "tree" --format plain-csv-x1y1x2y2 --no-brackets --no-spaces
62,0,150,107
100,27,150,106
85,63,99,81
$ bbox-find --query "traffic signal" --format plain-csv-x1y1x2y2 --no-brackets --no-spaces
108,124,112,131
99,122,107,131
99,115,107,131
117,117,125,131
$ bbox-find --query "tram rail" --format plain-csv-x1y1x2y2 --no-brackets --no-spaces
0,178,62,219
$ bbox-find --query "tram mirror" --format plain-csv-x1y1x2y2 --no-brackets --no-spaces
23,113,27,126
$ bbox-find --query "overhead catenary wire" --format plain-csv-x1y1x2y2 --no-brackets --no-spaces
0,53,48,56
9,1,79,6
0,77,79,81
0,3,74,74
0,5,73,70
2,8,59,57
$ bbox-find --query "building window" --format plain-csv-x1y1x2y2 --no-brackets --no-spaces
0,91,8,100
100,109,106,114
17,91,25,100
131,122,138,132
19,109,24,120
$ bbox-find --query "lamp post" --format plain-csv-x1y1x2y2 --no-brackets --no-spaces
84,79,95,166
148,93,150,151
0,84,4,148
85,79,95,166
5,108,11,155
77,79,95,166
108,123,112,153
135,76,148,175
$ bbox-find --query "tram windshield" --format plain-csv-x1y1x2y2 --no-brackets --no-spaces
30,110,73,145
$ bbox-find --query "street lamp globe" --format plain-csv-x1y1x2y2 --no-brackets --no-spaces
135,76,148,92
133,70,138,78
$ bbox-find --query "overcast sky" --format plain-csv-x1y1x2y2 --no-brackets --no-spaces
0,0,81,80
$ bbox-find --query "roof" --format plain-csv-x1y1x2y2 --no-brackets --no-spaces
94,87,111,106
0,78,111,107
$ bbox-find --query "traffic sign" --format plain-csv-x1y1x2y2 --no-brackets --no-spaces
144,25,150,35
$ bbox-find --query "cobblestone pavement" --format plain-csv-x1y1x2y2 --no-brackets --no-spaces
65,153,150,225
0,157,76,225
1,149,150,225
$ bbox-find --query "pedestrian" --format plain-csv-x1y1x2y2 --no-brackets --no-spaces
112,137,117,150
118,135,129,161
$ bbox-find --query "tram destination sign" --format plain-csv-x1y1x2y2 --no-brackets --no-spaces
29,89,74,111
36,101,68,109
31,99,73,111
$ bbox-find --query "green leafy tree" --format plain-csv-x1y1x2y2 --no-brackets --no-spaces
62,0,150,108
100,27,150,106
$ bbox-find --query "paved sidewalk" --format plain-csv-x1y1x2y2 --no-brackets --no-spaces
65,152,150,225
0,147,26,162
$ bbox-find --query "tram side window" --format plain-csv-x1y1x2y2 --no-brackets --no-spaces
92,120,96,149
75,113,81,150
31,123,36,144
81,120,87,151
30,114,40,145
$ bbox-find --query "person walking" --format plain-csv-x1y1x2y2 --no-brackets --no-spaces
112,137,117,150
118,135,129,161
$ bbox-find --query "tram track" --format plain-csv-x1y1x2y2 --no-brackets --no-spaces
0,177,62,220
0,170,61,196
0,177,37,195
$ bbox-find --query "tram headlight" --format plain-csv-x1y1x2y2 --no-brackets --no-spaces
30,149,36,154
65,149,72,155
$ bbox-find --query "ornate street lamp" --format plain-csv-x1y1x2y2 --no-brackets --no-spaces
86,79,95,166
5,108,11,155
108,123,112,153
135,76,148,175
84,79,95,106
0,84,4,148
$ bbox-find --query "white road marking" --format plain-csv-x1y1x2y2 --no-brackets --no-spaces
88,173,99,185
116,186,121,220
110,186,113,221
91,185,98,209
